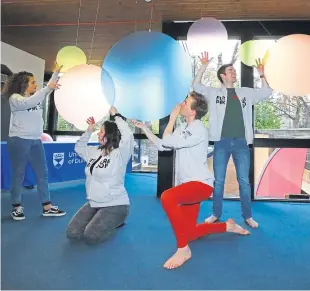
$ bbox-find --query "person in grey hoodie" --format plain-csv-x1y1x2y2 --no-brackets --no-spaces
192,52,272,228
66,106,134,244
133,92,249,270
4,63,66,220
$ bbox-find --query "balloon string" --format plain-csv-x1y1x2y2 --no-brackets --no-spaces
88,0,100,62
149,4,154,32
258,21,272,37
134,0,137,32
75,0,82,47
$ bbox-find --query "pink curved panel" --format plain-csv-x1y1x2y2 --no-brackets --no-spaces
256,148,308,198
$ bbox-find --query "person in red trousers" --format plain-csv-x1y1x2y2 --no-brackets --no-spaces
133,91,250,270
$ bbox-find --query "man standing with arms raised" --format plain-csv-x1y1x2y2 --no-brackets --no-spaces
192,52,272,228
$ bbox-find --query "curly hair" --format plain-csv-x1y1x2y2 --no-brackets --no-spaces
3,71,33,98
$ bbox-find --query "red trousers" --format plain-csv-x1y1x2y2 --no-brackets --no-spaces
161,181,227,248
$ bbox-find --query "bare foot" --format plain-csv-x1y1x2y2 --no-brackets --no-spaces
163,246,192,270
226,219,250,235
246,218,259,228
205,215,218,223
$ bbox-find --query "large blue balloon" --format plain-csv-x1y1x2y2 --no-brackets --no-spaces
102,31,192,121
101,68,115,106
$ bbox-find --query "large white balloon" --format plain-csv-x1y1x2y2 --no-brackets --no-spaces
54,64,113,130
187,17,228,56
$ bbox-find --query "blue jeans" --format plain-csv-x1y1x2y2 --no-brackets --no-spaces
7,137,51,207
212,137,252,220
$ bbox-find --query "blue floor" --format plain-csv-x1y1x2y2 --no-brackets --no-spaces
1,173,310,290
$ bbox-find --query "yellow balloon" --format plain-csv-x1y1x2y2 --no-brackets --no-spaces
56,46,87,72
239,40,271,66
262,49,270,65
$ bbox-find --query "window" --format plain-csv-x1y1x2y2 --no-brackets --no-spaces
176,39,242,197
56,112,160,134
254,39,310,139
178,39,241,130
132,139,158,172
179,39,241,86
207,145,239,198
254,147,310,199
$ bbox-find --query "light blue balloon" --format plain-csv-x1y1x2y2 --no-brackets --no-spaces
102,31,192,121
101,68,115,106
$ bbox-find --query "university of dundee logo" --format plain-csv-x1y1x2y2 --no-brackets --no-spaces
53,153,65,169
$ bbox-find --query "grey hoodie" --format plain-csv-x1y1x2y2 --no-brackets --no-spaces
74,117,134,208
9,72,59,139
144,119,214,187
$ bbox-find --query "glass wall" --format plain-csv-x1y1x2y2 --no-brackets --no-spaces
56,112,160,135
254,147,310,199
43,21,310,201
132,139,158,172
178,38,241,198
253,39,310,140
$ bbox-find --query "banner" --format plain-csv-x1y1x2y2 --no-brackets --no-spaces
1,142,132,190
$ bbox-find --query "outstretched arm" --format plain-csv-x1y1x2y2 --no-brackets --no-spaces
132,121,172,151
192,51,213,98
9,62,62,111
251,58,273,104
133,120,205,151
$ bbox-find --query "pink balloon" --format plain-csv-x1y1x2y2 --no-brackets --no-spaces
41,133,53,142
264,34,310,96
187,17,228,55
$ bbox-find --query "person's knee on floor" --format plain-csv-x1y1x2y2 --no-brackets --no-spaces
83,227,116,245
66,225,84,240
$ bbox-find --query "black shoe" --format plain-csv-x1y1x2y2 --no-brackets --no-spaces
42,206,66,217
11,206,25,221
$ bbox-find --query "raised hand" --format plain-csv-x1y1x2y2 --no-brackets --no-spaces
54,61,63,73
109,106,118,115
254,58,264,75
47,80,61,90
198,51,213,65
131,119,145,129
86,116,96,131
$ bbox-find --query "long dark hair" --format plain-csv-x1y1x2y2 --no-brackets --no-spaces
99,120,121,155
3,71,33,98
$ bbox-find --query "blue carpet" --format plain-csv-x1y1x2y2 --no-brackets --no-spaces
1,173,310,290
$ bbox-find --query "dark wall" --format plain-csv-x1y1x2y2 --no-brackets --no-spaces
162,20,310,39
1,65,13,141
1,92,11,141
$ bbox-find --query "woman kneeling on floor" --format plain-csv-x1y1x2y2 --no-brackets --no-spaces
66,106,134,244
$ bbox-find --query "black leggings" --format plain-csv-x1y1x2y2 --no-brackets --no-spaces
66,202,129,244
